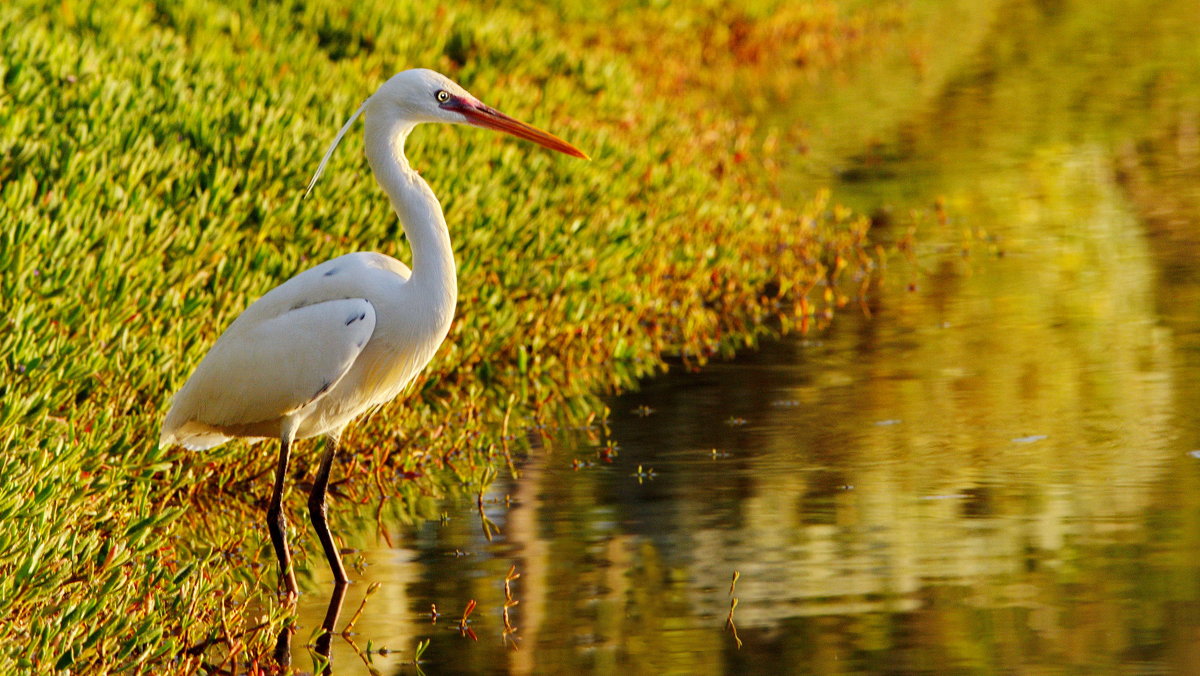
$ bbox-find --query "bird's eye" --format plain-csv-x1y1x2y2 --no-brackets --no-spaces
435,90,450,103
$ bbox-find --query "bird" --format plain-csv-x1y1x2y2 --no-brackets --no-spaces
161,68,587,599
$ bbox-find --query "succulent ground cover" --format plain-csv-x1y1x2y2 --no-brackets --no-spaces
0,0,888,670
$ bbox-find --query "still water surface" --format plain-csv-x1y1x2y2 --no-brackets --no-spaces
296,2,1200,673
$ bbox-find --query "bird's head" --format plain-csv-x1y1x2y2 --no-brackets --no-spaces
373,68,587,158
371,69,474,124
306,68,586,196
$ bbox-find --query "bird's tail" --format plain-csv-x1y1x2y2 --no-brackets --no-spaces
159,423,230,451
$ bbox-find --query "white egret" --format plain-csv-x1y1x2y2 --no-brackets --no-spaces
161,68,587,599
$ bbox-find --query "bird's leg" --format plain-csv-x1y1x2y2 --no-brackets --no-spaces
308,437,348,586
314,581,348,666
309,437,348,649
273,620,294,669
267,437,298,600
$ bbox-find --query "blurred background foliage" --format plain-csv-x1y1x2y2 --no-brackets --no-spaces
0,0,888,670
7,0,1200,671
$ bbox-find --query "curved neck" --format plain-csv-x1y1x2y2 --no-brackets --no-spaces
363,105,457,312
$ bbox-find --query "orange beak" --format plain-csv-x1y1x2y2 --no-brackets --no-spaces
445,95,589,160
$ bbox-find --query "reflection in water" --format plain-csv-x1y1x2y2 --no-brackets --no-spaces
295,0,1200,673
273,622,292,671
314,582,347,670
274,585,345,673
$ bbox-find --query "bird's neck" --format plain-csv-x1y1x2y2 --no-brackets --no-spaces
363,111,458,313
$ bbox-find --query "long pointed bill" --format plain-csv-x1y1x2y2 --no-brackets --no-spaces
447,96,589,160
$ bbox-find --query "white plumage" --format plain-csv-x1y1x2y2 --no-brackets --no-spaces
160,68,586,601
161,252,432,449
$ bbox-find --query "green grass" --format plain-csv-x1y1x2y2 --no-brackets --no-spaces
0,0,886,670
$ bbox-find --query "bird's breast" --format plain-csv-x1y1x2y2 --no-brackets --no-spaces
295,278,455,439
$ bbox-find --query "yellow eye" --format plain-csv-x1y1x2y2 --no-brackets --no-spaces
435,90,450,103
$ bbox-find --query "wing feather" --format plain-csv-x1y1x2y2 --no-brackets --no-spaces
162,298,376,447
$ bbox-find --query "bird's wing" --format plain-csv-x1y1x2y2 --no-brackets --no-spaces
162,298,376,441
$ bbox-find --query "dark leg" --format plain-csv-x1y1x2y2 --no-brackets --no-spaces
273,620,293,669
308,437,348,585
267,437,298,598
314,582,348,668
309,437,348,656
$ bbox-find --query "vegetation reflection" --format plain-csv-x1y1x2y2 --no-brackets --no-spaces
297,0,1200,673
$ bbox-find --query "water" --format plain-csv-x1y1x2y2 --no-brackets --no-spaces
295,2,1200,673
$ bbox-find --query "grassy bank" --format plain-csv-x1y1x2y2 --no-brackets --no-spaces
1,0,888,671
